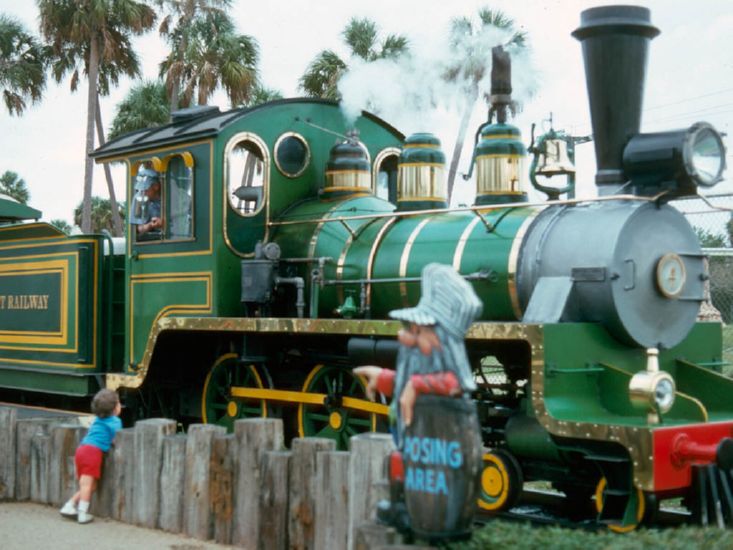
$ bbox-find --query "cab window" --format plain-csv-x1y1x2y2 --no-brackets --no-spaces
166,155,193,240
130,163,164,242
227,134,267,216
374,149,400,204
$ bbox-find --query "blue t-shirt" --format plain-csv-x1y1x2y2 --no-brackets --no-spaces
81,416,122,452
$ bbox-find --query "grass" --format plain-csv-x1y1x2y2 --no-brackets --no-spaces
447,520,733,550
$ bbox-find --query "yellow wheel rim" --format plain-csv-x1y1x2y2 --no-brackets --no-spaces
478,453,510,511
594,477,646,533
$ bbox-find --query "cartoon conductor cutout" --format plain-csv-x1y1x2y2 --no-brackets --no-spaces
355,262,482,444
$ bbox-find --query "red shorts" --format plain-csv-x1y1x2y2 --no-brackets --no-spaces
75,444,104,479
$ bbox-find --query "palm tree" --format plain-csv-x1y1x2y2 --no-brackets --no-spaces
157,0,258,109
73,196,125,234
0,171,30,204
109,80,170,139
238,83,283,108
38,0,156,235
50,218,72,234
444,8,528,201
299,17,408,100
0,15,46,116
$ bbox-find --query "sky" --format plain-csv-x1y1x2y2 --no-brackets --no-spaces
2,0,732,225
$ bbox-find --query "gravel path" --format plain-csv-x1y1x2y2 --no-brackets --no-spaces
0,502,233,550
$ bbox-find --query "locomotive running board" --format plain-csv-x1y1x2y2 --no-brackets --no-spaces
230,386,389,416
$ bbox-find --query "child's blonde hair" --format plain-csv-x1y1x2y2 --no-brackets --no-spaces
91,389,119,418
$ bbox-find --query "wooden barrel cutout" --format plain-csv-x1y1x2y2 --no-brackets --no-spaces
401,394,482,541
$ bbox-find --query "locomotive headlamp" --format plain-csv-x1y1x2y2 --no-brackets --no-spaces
629,348,676,423
623,122,726,197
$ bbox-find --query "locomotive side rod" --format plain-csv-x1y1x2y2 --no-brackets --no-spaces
229,386,389,416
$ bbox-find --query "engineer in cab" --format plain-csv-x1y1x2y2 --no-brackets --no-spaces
130,167,163,240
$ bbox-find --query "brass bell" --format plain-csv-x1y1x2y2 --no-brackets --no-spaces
536,138,576,177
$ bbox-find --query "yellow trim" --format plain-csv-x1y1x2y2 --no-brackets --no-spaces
397,196,448,203
477,191,527,196
476,154,525,160
181,151,194,168
595,477,645,533
481,134,521,140
399,218,432,305
201,353,268,423
222,132,271,258
477,452,510,511
0,261,67,344
325,170,369,176
0,242,99,365
230,386,389,415
308,201,349,261
128,272,213,361
507,214,536,320
398,162,444,168
366,217,397,308
128,141,215,259
453,217,482,271
372,147,401,195
335,228,355,305
274,131,311,178
323,186,371,193
150,156,163,171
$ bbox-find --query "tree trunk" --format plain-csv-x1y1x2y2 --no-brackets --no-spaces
95,96,124,236
446,90,479,204
81,32,100,234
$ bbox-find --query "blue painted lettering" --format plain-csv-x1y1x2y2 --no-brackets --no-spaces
448,441,462,468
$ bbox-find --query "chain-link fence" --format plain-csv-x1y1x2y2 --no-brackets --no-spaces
674,193,733,323
675,193,733,370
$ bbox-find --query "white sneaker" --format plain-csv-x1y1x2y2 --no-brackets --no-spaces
77,511,94,524
59,501,77,519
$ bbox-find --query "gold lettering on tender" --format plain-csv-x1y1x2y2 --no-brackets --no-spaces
4,294,50,310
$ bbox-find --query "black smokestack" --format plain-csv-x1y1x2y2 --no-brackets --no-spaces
490,46,512,124
572,5,659,191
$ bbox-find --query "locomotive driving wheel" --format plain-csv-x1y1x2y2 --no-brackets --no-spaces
594,477,648,533
477,449,523,513
297,364,377,450
202,353,271,431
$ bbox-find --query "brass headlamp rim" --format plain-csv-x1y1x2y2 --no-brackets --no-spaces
629,369,676,414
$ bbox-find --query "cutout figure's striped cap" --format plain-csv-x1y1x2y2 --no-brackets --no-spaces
389,263,482,338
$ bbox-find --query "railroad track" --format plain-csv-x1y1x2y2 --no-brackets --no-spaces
475,488,691,530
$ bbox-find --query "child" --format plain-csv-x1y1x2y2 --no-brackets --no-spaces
59,388,122,524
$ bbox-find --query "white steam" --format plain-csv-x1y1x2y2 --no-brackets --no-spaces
338,23,540,137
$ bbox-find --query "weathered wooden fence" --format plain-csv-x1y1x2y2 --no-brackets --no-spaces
0,407,403,549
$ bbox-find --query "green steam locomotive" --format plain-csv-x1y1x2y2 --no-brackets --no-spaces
1,4,731,530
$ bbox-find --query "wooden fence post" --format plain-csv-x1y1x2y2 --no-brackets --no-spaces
133,418,176,528
348,433,394,550
354,521,397,550
258,450,291,550
183,424,226,540
49,424,85,506
16,418,59,501
232,418,284,549
93,435,119,519
0,407,17,500
212,433,236,545
111,428,135,523
314,451,351,550
288,437,336,550
159,433,186,533
29,433,51,504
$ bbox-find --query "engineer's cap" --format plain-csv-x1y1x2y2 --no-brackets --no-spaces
135,168,160,191
389,263,482,339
